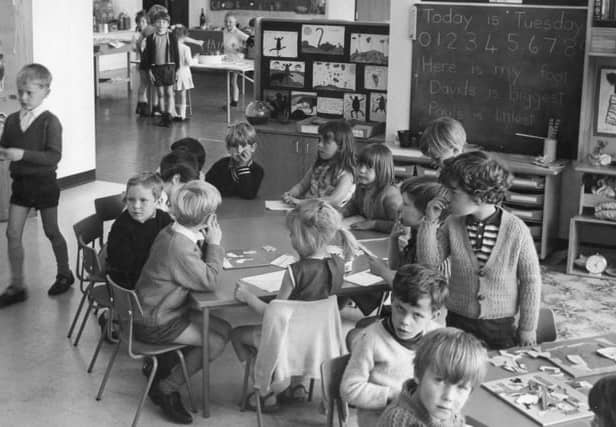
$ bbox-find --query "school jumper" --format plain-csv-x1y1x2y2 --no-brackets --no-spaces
342,184,402,233
205,157,264,199
106,209,172,289
340,318,437,427
377,379,466,427
417,208,541,340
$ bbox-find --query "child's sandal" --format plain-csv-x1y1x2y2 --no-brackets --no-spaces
277,384,308,404
245,391,279,413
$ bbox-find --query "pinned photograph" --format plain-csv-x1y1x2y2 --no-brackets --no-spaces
369,92,387,122
301,25,345,55
317,96,344,117
313,62,356,91
343,93,366,120
268,60,305,88
263,89,290,120
290,91,317,120
364,65,388,91
262,30,298,58
350,33,389,64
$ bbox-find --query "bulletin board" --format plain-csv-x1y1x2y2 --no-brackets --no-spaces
210,0,325,14
254,18,389,122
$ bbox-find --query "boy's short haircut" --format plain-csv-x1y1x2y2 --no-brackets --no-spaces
159,150,199,183
125,171,164,201
225,121,258,148
414,327,488,388
171,180,221,228
171,137,206,170
153,11,171,23
418,117,466,162
588,375,616,427
135,10,148,24
17,63,52,88
392,264,448,312
400,176,445,214
439,150,512,204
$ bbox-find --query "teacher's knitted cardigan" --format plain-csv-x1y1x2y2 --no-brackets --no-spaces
417,208,541,335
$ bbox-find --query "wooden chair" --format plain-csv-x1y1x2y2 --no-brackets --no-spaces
536,307,557,344
96,276,195,427
321,354,350,427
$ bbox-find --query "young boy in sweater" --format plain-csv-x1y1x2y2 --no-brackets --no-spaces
418,151,542,349
0,63,74,306
206,121,264,199
340,264,448,427
377,327,488,427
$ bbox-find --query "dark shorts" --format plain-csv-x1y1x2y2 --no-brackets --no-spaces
10,173,60,210
151,64,176,87
134,313,190,344
447,311,516,350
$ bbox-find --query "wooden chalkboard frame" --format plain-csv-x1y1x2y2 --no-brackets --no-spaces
409,2,588,159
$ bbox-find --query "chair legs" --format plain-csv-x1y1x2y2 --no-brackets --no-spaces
240,357,254,411
67,282,91,339
255,386,264,427
308,378,315,401
132,356,159,427
96,341,121,400
73,295,95,346
87,332,106,373
175,349,196,413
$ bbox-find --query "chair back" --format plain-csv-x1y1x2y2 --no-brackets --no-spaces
78,236,105,279
95,193,125,223
106,275,145,356
536,307,557,344
73,214,104,284
321,354,350,426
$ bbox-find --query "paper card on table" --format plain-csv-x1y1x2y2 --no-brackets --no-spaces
270,254,296,268
344,270,382,287
342,215,365,228
239,270,286,293
223,258,233,269
265,200,294,212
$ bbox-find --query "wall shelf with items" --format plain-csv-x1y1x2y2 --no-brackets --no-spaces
386,144,566,260
566,162,616,277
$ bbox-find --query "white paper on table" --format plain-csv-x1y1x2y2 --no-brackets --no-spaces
222,258,233,269
344,270,383,287
265,200,294,212
239,270,286,293
342,215,366,228
270,254,297,268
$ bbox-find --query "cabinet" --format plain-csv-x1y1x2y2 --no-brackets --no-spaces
566,163,616,277
387,145,565,260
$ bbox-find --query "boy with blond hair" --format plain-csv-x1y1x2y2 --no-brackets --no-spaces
418,117,466,165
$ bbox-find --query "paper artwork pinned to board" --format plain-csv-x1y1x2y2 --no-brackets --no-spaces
317,96,343,116
301,25,345,55
364,65,388,91
313,62,356,91
343,93,366,120
290,91,317,120
369,92,387,122
268,60,305,88
262,30,298,58
350,33,389,65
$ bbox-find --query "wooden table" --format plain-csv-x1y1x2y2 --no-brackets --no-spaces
93,42,132,98
465,334,616,427
191,59,254,124
190,198,389,417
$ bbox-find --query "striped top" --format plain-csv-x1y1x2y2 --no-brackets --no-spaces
466,208,502,267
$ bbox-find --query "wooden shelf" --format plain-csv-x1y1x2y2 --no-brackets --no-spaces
571,214,616,226
574,162,616,176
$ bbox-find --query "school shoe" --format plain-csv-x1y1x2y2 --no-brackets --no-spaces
48,272,75,296
151,106,162,117
173,116,188,122
153,388,193,424
0,287,28,308
157,113,172,127
135,102,147,115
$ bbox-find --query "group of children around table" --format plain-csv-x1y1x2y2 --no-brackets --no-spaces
1,63,615,427
132,9,249,127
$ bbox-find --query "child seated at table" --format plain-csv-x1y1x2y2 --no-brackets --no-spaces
342,143,402,234
231,199,358,410
283,120,356,209
134,180,231,424
205,121,264,199
159,148,200,211
340,264,447,427
418,116,467,167
418,151,542,349
588,374,616,427
170,137,206,179
377,327,488,427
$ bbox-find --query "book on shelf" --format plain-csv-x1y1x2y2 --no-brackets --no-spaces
594,0,616,26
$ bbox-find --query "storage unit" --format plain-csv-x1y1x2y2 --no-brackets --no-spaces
566,163,616,277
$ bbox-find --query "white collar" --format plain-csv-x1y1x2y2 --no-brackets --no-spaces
172,222,202,244
21,103,46,120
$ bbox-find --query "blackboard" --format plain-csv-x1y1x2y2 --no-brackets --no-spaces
410,4,587,159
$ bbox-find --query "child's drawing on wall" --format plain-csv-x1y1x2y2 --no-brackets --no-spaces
301,25,344,55
313,61,356,91
343,93,366,120
262,30,298,58
350,33,389,65
597,68,616,135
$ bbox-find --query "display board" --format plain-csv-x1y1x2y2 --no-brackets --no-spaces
210,0,325,14
255,18,389,122
409,3,587,159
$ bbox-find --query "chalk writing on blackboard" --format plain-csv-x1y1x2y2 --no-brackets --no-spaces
410,5,586,158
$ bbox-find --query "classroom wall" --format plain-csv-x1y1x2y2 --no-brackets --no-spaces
32,0,96,178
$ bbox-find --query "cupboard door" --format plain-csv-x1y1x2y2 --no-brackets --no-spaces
301,136,319,173
255,132,303,198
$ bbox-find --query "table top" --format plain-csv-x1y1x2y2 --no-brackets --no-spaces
191,59,254,73
190,197,389,310
465,334,616,427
